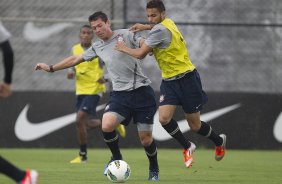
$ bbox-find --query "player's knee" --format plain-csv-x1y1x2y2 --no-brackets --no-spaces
140,137,153,147
159,116,171,125
102,122,115,132
76,112,88,125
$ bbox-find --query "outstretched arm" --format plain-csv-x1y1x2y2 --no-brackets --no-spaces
34,55,84,72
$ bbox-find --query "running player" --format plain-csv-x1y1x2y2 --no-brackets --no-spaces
68,25,126,164
115,0,226,168
34,11,159,180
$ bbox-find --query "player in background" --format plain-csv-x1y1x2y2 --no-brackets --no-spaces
68,25,126,164
34,11,160,180
0,21,38,184
0,21,13,97
115,0,226,168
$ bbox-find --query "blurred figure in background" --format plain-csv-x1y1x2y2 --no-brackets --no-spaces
115,0,226,169
0,22,38,184
68,25,126,164
0,21,13,98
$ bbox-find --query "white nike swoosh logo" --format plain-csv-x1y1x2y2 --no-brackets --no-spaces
23,22,74,42
273,111,282,142
153,103,241,141
14,104,106,141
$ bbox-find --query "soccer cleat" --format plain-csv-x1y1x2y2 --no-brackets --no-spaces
70,155,87,164
19,170,39,184
215,134,227,161
116,124,126,138
148,170,159,181
183,142,196,168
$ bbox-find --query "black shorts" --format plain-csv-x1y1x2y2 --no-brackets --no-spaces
76,95,101,116
104,86,157,126
159,69,208,113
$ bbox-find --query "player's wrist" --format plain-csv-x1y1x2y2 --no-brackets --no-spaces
146,24,153,30
49,65,54,73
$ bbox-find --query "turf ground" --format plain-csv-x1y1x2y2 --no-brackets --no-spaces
0,148,281,184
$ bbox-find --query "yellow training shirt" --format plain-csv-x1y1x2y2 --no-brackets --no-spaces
72,43,106,95
153,18,195,79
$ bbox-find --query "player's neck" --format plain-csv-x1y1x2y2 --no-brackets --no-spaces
81,43,91,48
102,30,114,41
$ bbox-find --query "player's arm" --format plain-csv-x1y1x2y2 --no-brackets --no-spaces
115,39,152,60
34,55,84,73
129,23,153,33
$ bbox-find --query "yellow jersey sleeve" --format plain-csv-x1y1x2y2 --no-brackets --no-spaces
72,44,106,95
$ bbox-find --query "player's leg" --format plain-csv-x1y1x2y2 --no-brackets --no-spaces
159,105,192,150
133,85,159,180
182,70,226,161
0,40,13,97
159,105,195,168
186,112,226,161
102,112,123,160
70,95,101,163
0,156,38,184
137,127,159,180
0,40,14,85
102,112,125,175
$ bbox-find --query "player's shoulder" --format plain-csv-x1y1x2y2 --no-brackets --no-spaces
152,24,166,32
115,29,131,36
92,39,104,49
72,43,81,49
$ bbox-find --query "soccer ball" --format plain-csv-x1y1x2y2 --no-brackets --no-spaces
106,160,131,183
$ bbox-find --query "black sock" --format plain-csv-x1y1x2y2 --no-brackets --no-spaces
144,141,159,172
162,119,191,149
0,156,26,182
102,131,122,160
197,121,223,146
79,144,87,158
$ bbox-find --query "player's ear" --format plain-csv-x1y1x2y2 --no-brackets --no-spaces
106,19,111,27
161,11,166,20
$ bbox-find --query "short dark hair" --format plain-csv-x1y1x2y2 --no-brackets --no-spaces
80,24,91,32
88,11,108,23
146,0,166,12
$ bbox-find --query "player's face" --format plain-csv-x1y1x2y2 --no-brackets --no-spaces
146,8,165,24
90,18,111,40
79,27,93,46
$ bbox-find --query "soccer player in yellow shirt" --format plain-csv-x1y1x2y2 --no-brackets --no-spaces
115,0,226,169
69,25,125,164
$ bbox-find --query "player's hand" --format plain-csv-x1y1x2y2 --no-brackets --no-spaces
0,82,12,98
34,63,51,72
129,23,152,33
67,68,75,79
97,77,106,84
115,41,127,52
67,72,74,79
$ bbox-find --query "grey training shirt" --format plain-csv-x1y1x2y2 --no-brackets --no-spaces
82,29,151,91
145,24,171,49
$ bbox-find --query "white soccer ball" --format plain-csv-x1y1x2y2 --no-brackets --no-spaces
106,160,131,183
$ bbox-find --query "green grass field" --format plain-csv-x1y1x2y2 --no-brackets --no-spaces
0,149,281,184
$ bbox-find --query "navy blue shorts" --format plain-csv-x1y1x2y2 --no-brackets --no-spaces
104,86,157,126
159,69,208,113
76,95,101,116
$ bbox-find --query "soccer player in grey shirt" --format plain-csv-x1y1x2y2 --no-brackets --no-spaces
35,11,159,180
